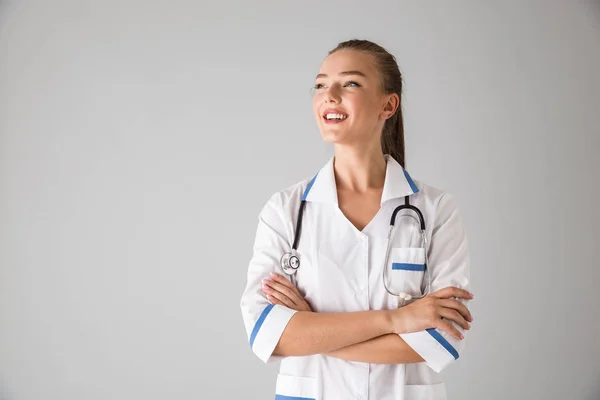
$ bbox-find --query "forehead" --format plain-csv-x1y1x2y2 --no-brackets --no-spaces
318,49,378,78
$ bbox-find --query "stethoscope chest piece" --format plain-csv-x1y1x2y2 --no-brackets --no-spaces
280,250,300,275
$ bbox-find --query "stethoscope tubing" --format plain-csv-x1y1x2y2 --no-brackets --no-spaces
281,196,430,301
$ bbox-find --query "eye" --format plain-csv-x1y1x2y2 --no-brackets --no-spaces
344,81,361,87
313,83,326,90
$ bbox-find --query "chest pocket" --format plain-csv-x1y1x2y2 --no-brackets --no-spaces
388,246,426,297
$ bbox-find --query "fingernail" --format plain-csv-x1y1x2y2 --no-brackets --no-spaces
269,272,277,278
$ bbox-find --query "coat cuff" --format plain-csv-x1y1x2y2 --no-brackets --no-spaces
399,329,459,373
249,304,297,363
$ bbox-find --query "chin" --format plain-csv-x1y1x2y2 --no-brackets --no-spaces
320,127,353,145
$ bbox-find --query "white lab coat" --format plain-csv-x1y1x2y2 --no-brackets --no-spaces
240,154,471,400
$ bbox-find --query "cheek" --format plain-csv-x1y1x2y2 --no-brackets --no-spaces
349,96,379,122
344,94,367,113
313,93,325,112
312,96,323,118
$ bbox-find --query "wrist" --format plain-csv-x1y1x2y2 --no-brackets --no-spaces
382,309,397,335
389,308,406,335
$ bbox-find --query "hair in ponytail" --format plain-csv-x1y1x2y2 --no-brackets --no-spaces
328,39,406,168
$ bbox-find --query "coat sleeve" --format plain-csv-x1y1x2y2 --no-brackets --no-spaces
240,192,298,363
398,193,471,373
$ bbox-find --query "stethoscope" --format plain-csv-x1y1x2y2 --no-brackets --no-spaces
280,195,431,301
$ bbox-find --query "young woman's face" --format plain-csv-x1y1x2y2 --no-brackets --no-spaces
312,49,396,148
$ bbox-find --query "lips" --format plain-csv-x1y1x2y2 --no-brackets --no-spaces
322,108,349,123
322,108,348,118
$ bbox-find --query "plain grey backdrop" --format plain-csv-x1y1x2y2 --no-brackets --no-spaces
1,1,599,399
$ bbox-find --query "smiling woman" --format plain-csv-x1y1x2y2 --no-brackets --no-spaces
312,42,406,168
240,39,472,400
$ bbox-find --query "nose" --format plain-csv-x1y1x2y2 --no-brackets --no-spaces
324,85,341,104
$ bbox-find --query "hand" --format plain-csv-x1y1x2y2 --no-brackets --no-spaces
261,272,313,312
390,287,474,340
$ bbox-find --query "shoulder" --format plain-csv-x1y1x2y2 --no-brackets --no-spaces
413,179,446,203
259,176,313,218
413,179,463,221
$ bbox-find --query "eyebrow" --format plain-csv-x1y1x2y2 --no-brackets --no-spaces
316,70,368,79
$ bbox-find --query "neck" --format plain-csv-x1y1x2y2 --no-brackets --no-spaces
333,145,386,193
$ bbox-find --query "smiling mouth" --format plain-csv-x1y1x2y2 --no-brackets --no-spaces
323,113,348,121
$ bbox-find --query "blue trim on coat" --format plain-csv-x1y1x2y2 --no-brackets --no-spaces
426,328,459,360
301,173,319,201
403,169,419,193
249,304,275,348
392,263,425,271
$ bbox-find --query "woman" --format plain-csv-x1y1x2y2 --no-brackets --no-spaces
240,39,473,400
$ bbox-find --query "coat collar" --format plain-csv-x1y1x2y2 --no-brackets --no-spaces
302,154,419,205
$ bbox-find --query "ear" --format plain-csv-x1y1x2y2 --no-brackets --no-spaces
379,93,400,120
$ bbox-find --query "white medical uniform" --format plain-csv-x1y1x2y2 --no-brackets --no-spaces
240,154,471,400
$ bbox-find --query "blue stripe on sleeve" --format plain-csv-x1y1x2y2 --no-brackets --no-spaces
249,304,275,348
392,263,425,271
426,328,459,360
275,396,316,400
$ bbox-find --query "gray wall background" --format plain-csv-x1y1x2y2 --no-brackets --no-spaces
1,1,599,399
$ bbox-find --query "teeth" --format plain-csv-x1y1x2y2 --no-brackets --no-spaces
325,113,347,120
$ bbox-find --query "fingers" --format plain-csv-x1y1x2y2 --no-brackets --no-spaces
438,298,473,322
264,287,295,308
436,319,464,341
432,286,474,301
262,276,300,306
266,273,305,301
438,307,470,331
266,294,282,306
269,272,299,294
